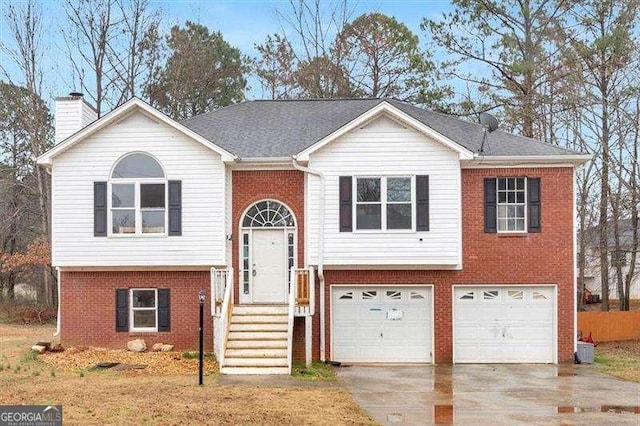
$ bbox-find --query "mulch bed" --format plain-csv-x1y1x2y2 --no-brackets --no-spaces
40,346,218,375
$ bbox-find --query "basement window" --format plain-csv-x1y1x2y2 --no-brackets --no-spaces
130,289,157,332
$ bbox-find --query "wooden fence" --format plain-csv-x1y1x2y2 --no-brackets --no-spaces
577,311,640,342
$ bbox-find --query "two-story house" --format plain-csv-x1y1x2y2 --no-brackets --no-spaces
38,94,590,374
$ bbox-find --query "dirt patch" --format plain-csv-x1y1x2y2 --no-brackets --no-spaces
40,346,218,375
0,324,374,425
594,340,640,383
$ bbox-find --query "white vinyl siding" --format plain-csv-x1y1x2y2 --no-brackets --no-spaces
51,111,226,267
54,98,98,144
307,114,462,267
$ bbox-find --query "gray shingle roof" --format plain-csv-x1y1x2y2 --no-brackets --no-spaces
180,98,582,159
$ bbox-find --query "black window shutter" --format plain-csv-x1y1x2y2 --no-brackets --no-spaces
168,180,182,236
157,289,171,332
339,176,352,232
94,182,107,237
115,289,128,332
528,177,541,233
416,175,430,231
484,178,497,233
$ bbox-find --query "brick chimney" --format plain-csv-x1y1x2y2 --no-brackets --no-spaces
54,92,98,144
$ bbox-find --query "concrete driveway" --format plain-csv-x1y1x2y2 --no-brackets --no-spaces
337,364,640,425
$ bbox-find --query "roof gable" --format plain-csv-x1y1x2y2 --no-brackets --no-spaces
295,101,475,161
37,98,237,166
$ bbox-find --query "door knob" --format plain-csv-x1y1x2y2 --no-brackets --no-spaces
252,269,257,277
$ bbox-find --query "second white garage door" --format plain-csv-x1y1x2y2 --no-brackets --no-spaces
332,286,432,363
453,286,556,363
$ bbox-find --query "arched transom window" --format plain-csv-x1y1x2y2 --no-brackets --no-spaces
242,200,295,228
110,153,167,235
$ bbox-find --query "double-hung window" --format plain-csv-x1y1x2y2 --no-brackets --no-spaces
485,176,540,234
355,176,413,231
110,153,167,235
496,177,526,232
130,288,157,332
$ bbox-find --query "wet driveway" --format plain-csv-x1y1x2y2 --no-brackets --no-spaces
337,364,640,425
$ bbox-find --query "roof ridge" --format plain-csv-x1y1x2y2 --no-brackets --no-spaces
250,97,382,102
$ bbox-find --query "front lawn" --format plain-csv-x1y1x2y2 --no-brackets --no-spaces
594,340,640,383
0,324,373,425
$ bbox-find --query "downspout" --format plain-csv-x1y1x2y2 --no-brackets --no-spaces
54,267,61,337
292,157,327,361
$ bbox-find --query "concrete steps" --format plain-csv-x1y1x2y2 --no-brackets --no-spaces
222,304,289,375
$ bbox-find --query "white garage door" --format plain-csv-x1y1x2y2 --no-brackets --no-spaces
332,286,432,363
454,286,555,363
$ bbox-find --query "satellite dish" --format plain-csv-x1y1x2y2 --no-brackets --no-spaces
479,112,499,132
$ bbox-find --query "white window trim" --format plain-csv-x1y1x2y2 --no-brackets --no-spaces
129,288,158,332
353,175,416,232
108,178,169,238
237,199,298,305
496,177,527,234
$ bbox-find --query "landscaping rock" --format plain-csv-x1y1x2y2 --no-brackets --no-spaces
160,344,174,352
127,339,147,352
49,343,64,353
31,345,47,354
151,343,164,352
35,341,52,349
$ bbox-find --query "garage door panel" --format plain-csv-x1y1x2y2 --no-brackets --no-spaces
454,286,555,364
332,286,432,363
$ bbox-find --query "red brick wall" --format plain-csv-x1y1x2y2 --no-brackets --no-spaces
322,167,575,363
231,170,305,303
60,271,213,350
231,170,312,362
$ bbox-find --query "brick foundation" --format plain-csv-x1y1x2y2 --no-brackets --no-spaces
60,270,213,350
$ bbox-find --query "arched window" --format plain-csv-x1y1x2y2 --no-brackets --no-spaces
112,153,164,178
239,200,296,298
242,200,295,228
110,153,167,235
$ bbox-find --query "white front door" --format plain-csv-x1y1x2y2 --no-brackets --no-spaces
252,229,287,303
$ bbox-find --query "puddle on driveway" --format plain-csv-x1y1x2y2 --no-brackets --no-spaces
434,405,454,424
433,365,453,396
557,406,640,414
556,371,577,377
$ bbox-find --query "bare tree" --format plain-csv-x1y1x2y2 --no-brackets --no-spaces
1,0,55,306
274,0,357,98
62,0,122,116
563,0,639,311
107,0,162,105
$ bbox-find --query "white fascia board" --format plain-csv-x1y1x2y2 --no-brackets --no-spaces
295,101,475,161
37,98,238,166
461,154,592,168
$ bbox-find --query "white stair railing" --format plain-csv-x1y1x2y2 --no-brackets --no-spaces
287,267,296,374
211,268,229,315
217,267,234,367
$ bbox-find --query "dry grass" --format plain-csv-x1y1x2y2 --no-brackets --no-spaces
583,299,640,311
594,340,640,383
0,324,374,425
